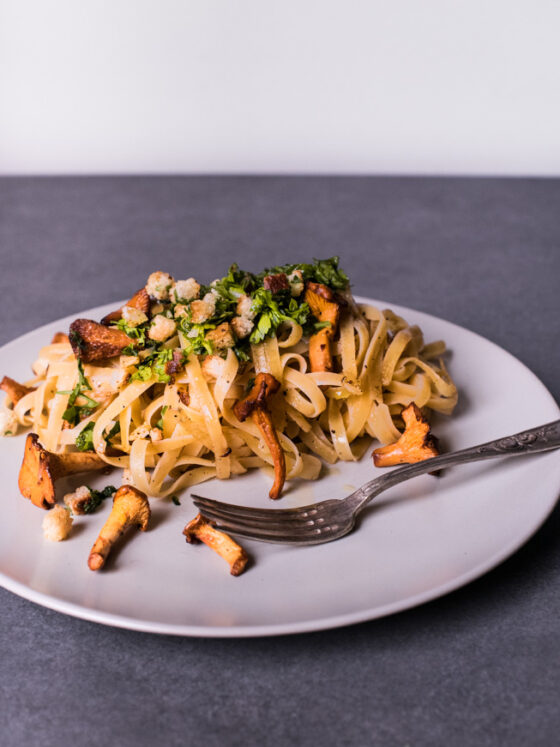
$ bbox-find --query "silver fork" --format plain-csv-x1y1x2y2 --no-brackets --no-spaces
192,419,560,545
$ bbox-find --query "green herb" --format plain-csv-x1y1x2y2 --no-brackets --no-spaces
105,420,121,444
178,321,214,358
248,288,310,344
210,263,256,300
130,348,174,384
171,495,181,506
75,419,120,452
309,257,349,289
156,405,168,430
153,349,174,382
69,329,85,355
82,485,117,514
75,422,95,451
113,319,147,347
129,362,154,382
58,361,99,426
233,345,251,363
258,256,349,290
313,320,333,331
169,257,349,364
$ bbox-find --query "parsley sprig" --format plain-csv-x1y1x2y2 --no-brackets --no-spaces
177,321,214,357
130,348,175,384
257,256,349,290
57,361,98,426
248,288,310,344
81,485,117,514
75,420,121,451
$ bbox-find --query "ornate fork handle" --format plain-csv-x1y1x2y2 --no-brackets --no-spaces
351,419,560,511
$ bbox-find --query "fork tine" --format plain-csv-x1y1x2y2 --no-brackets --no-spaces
192,494,316,520
191,494,352,545
204,526,324,545
195,504,325,537
195,512,340,545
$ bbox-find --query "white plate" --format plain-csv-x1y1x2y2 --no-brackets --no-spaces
0,298,559,637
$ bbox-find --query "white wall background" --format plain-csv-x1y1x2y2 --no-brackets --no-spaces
1,1,559,175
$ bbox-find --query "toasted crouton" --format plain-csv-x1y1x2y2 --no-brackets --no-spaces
190,292,218,324
146,271,174,302
148,315,177,342
206,322,235,351
172,278,200,302
231,316,254,339
43,505,73,541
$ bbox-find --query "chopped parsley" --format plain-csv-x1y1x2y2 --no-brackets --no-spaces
102,257,349,374
69,329,85,354
130,348,174,384
156,405,168,430
171,258,348,360
257,256,349,290
82,485,117,514
113,318,148,347
177,322,214,358
58,361,98,426
313,320,333,332
75,421,95,451
248,289,310,344
105,420,121,444
75,420,120,451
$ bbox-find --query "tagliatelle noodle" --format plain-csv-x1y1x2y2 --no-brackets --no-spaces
92,378,156,467
213,349,239,413
184,356,231,479
277,319,303,349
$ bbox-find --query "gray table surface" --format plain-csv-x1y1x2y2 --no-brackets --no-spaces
0,177,559,747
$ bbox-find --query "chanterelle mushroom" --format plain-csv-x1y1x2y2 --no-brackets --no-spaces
100,288,151,325
18,433,107,509
233,373,286,499
69,319,134,363
372,403,440,467
0,376,36,406
184,514,249,576
304,282,341,372
88,485,151,570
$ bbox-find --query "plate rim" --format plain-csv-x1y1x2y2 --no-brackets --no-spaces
0,296,558,637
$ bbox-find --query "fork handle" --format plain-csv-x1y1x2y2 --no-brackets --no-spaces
352,418,560,510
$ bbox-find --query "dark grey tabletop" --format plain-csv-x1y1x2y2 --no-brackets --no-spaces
1,177,559,747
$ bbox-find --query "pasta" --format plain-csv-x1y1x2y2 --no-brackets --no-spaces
4,258,458,501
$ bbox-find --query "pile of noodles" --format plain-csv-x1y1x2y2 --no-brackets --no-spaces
13,300,457,498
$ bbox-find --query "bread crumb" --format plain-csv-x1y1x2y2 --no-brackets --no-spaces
146,271,174,302
43,506,73,541
64,485,91,514
0,408,17,437
148,315,177,342
231,316,254,339
172,278,200,302
236,294,256,320
122,306,148,326
190,291,218,324
206,322,235,350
